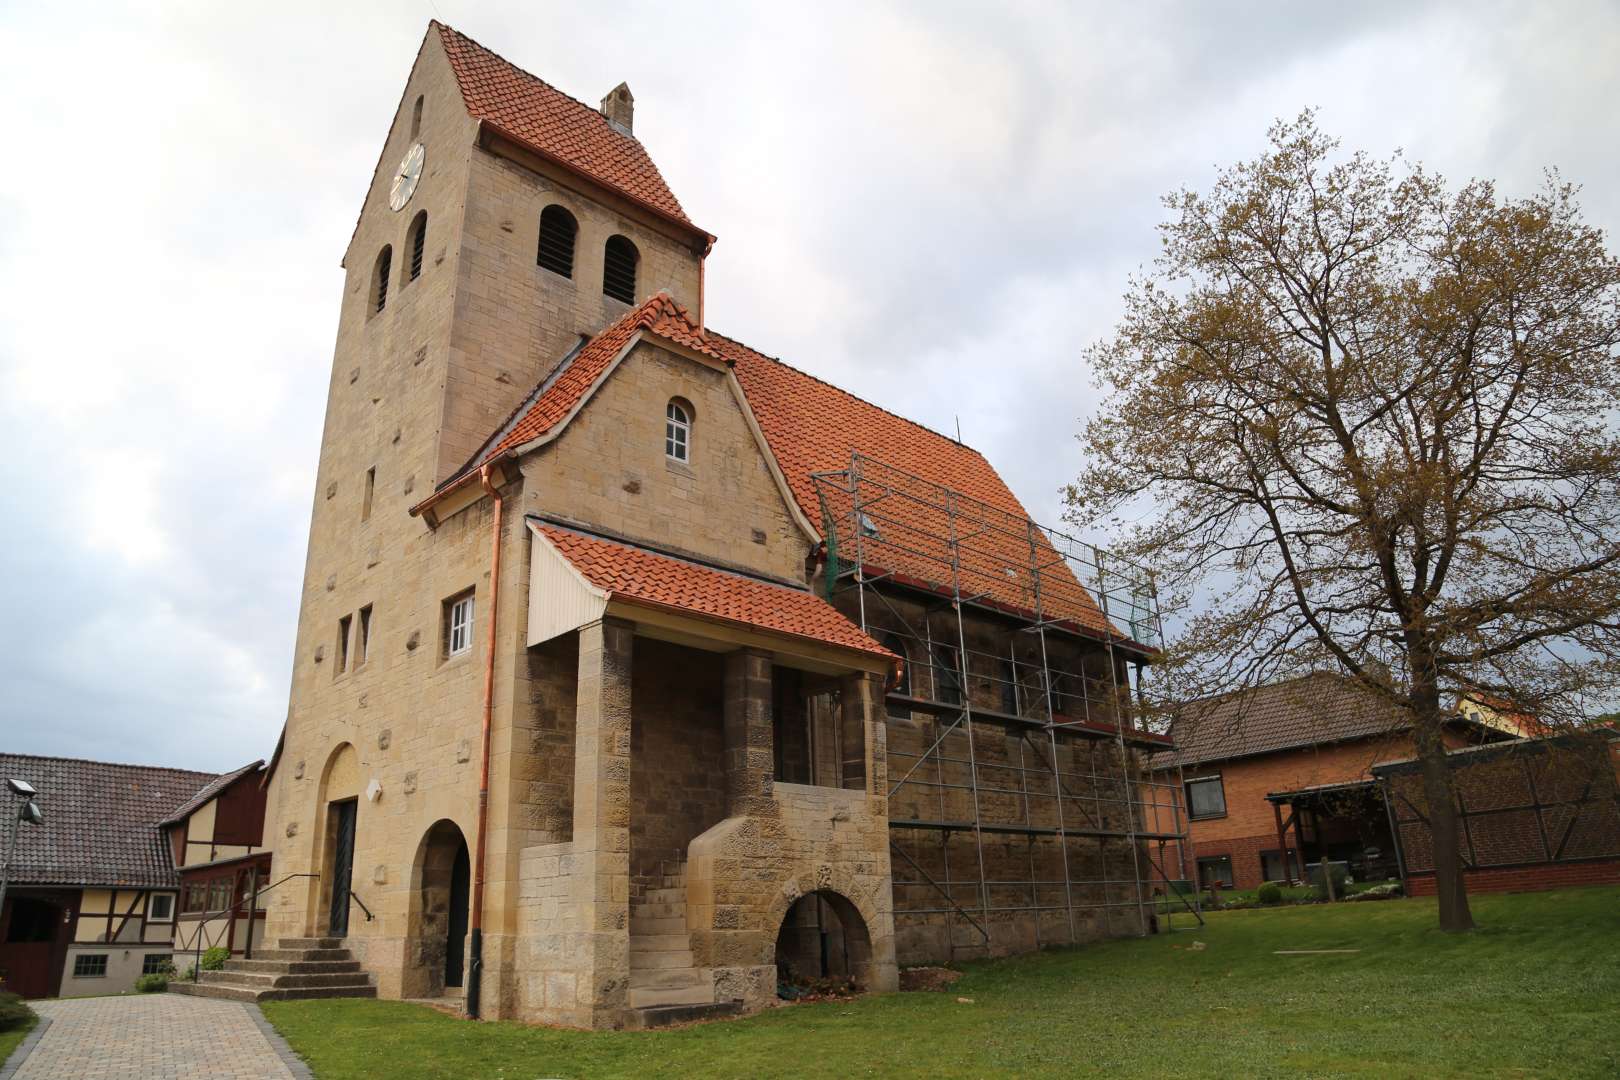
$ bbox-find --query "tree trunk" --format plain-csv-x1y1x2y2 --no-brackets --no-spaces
1412,711,1475,932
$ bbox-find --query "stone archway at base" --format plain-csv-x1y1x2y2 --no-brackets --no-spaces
404,819,471,998
770,887,879,992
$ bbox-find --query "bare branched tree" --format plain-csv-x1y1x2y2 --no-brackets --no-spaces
1068,113,1620,931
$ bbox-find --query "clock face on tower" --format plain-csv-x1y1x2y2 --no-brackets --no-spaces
389,142,425,211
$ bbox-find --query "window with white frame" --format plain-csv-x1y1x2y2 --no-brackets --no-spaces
73,954,108,978
446,591,475,658
665,400,691,463
147,893,174,922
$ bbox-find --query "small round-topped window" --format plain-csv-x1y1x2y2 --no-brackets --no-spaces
665,400,691,463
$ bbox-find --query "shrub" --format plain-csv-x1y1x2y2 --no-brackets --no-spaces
0,991,35,1033
1312,862,1353,901
200,947,230,972
1256,881,1283,905
134,972,170,993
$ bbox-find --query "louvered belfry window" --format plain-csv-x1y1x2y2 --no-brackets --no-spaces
537,205,577,278
409,212,428,281
602,235,638,303
374,245,392,313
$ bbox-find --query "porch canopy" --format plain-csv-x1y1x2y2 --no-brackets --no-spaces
1264,779,1390,886
526,517,895,677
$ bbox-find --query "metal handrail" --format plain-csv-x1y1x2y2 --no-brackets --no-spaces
347,889,375,924
188,871,318,981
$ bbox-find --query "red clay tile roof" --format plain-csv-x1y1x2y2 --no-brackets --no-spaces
435,22,695,229
535,523,893,662
715,333,1118,640
449,302,1125,643
0,753,220,889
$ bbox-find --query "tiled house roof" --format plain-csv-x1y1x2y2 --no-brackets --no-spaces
437,293,1124,644
535,523,894,662
1149,672,1411,771
156,759,263,829
717,333,1118,640
435,22,696,229
0,754,219,889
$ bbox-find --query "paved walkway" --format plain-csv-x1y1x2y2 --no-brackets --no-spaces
3,994,308,1080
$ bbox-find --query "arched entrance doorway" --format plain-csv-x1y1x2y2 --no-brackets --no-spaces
407,820,471,997
773,889,878,994
315,743,360,938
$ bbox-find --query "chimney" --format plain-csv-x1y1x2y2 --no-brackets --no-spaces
600,83,634,134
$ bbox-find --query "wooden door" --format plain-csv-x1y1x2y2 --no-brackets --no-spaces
327,800,357,937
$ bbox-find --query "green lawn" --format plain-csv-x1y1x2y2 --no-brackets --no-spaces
263,886,1620,1079
0,1014,37,1068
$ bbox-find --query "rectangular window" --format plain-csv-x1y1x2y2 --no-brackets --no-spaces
362,467,375,522
183,883,208,914
73,954,108,978
336,614,352,675
446,591,475,658
357,605,373,667
147,893,175,922
931,644,962,705
1185,775,1227,820
142,953,171,975
207,879,232,913
1197,855,1235,889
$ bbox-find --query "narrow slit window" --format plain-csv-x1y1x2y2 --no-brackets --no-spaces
602,235,638,303
408,211,428,281
362,467,375,522
446,591,475,658
665,401,690,462
336,614,352,675
537,205,577,278
410,95,424,139
358,604,373,667
373,245,392,313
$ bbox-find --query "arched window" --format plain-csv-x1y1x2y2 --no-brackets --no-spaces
408,211,428,282
665,400,691,463
602,235,638,303
537,205,577,278
881,633,910,697
410,95,424,139
372,245,392,314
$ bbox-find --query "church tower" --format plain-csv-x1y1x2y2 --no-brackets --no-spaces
262,22,712,1015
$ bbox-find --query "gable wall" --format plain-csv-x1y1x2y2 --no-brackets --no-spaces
517,340,809,583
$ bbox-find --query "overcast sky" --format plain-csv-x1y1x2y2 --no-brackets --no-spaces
1,1,1616,773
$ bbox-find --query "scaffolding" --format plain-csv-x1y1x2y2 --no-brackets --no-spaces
812,453,1199,959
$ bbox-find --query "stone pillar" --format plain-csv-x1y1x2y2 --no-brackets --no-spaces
571,617,633,1025
723,648,775,815
841,672,887,807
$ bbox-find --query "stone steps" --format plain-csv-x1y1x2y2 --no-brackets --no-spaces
170,937,375,1003
627,981,714,1009
631,948,696,969
623,1000,745,1030
627,861,717,1016
227,958,362,975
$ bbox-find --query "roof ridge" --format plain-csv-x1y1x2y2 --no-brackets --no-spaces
705,327,986,457
432,21,645,148
0,751,218,778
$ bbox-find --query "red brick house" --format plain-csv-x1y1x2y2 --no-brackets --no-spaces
1149,673,1515,892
